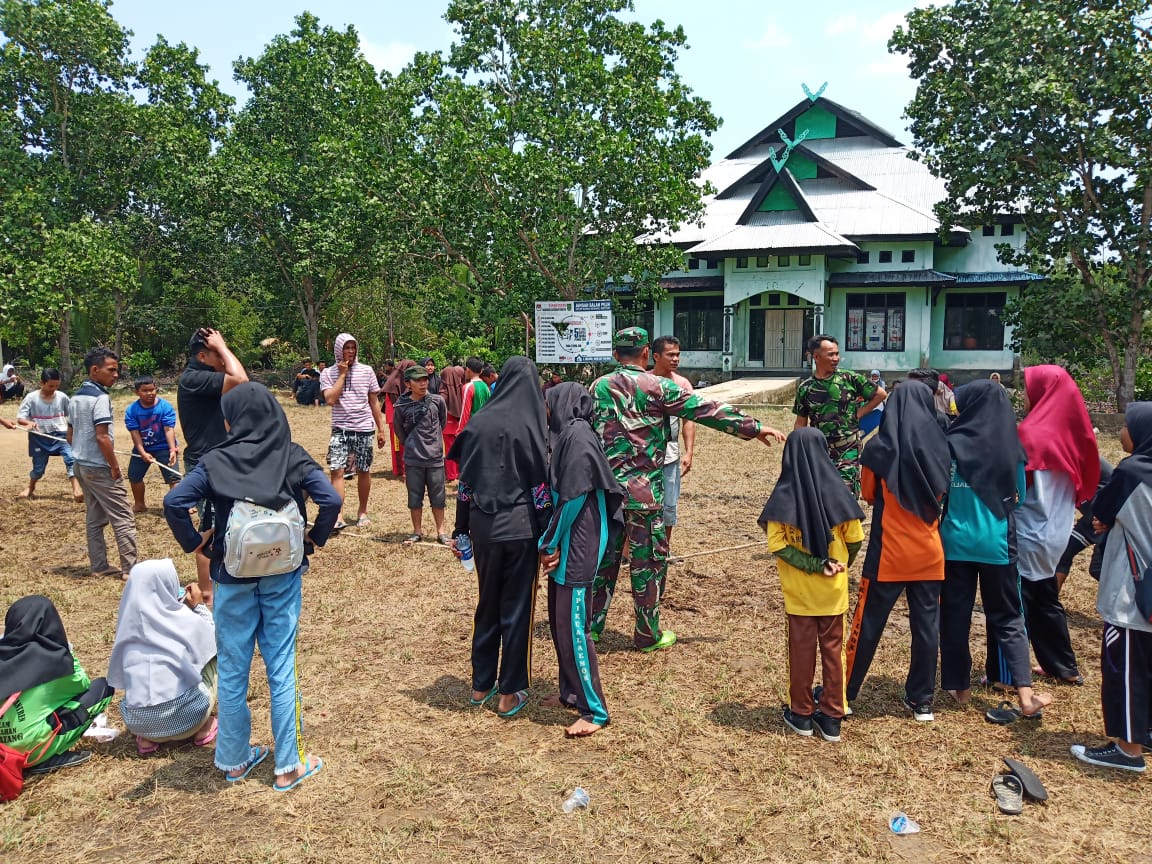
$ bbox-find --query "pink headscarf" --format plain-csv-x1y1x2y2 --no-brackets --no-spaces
1018,365,1100,502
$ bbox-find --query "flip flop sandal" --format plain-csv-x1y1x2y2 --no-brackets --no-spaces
136,736,160,756
402,534,423,546
497,690,530,719
469,686,498,706
193,717,218,747
225,745,270,783
356,516,372,527
990,774,1024,815
273,756,323,792
1003,757,1048,802
438,534,453,546
985,701,1043,726
332,521,348,531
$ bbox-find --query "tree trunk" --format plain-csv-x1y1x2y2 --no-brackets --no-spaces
304,301,320,364
1117,335,1142,411
113,288,125,360
58,310,73,384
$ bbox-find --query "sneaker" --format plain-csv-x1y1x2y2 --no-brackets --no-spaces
903,696,934,722
812,710,842,742
641,630,677,653
782,707,813,737
1070,742,1146,773
813,685,853,717
24,750,92,776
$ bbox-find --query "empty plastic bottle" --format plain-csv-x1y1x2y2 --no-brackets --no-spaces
889,812,920,834
562,787,590,813
455,533,475,573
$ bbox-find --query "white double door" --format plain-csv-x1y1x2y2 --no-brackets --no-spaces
764,309,805,368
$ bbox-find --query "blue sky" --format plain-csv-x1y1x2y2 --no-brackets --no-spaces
109,0,925,159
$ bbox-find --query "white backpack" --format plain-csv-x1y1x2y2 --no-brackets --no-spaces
223,499,306,579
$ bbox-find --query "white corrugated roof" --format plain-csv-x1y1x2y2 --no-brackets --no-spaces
690,222,856,254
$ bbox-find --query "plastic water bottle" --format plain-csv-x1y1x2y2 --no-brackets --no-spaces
562,787,590,814
455,533,475,572
889,812,920,835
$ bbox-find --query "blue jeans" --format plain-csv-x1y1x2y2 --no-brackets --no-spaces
212,567,306,775
662,461,681,527
29,435,75,479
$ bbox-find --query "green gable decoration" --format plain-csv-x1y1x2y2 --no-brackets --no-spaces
794,104,837,140
802,81,828,103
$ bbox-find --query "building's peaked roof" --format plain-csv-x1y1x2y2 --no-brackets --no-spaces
727,96,903,159
690,221,858,258
715,143,875,200
736,167,819,224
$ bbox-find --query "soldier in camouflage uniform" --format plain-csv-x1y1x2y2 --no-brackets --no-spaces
793,335,886,497
589,327,787,651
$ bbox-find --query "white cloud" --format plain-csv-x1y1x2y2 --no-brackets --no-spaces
360,39,417,74
826,10,907,42
748,17,791,49
860,52,911,78
825,13,859,36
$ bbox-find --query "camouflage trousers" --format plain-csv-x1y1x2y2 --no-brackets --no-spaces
828,432,862,498
590,508,669,650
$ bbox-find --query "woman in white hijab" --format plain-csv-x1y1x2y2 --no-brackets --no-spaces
108,559,218,755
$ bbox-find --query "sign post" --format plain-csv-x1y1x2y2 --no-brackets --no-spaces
534,300,614,365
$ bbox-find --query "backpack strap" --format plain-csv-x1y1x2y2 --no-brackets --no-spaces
0,692,20,719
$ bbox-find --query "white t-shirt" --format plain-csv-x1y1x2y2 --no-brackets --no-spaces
319,362,380,432
662,371,694,464
1016,469,1076,582
17,390,70,434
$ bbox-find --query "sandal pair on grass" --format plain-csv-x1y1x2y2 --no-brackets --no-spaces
137,717,218,756
223,745,323,791
990,758,1047,815
468,687,529,718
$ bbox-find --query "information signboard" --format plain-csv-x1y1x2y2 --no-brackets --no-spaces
533,300,614,364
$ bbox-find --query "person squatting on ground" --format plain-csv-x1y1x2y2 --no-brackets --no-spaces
793,334,887,497
590,327,786,652
164,383,341,790
320,333,386,529
845,383,951,722
14,368,83,502
937,380,1052,721
1070,401,1152,773
178,327,249,605
440,365,466,483
68,347,137,580
995,365,1100,687
108,560,218,756
449,357,551,719
0,362,25,403
394,364,449,545
0,596,114,777
760,427,864,744
539,383,625,737
124,376,181,513
382,359,416,478
650,335,695,548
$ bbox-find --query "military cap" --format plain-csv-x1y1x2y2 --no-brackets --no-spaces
613,326,649,349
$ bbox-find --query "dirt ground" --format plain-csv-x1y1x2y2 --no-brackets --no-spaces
0,390,1148,863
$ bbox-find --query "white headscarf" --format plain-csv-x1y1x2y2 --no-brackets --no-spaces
108,559,216,707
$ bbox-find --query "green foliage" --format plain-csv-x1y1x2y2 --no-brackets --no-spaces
891,0,1152,408
123,350,157,377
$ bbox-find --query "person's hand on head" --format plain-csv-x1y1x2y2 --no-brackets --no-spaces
199,327,228,354
757,426,787,445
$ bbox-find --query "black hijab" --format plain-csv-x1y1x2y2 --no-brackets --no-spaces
420,358,442,395
947,380,1027,518
861,383,951,523
1121,401,1152,485
448,356,548,513
200,382,320,509
0,596,76,704
546,383,624,505
758,428,864,561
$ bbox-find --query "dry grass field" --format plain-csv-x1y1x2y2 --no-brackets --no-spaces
0,390,1148,863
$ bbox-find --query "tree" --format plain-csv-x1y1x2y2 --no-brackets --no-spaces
213,13,399,362
891,0,1152,408
404,0,718,326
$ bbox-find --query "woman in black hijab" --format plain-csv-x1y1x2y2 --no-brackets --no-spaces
539,383,624,736
164,383,341,790
845,384,951,721
448,356,549,719
759,428,864,740
0,596,113,774
937,380,1052,721
419,358,442,395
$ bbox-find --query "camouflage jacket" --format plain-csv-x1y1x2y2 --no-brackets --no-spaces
591,366,762,511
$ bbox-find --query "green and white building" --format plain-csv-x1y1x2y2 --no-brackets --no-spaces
637,94,1038,380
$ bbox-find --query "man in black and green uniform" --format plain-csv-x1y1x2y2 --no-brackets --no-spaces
793,334,887,496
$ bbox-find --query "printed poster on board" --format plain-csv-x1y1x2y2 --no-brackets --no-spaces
534,300,614,363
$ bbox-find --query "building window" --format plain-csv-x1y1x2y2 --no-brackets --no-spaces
1000,223,1015,236
687,258,700,271
787,294,800,306
846,293,906,352
616,299,654,338
798,254,811,266
707,259,719,270
673,295,724,352
756,255,770,268
778,255,790,267
878,250,893,264
856,251,870,264
982,225,996,236
735,257,748,269
943,292,1007,351
767,293,781,306
901,250,915,263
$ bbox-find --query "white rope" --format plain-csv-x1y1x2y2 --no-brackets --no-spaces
24,427,184,478
669,539,768,564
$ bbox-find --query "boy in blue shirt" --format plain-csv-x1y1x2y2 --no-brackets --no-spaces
124,376,180,512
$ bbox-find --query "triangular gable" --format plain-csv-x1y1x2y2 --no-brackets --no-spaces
737,168,818,224
727,96,903,159
716,143,875,199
